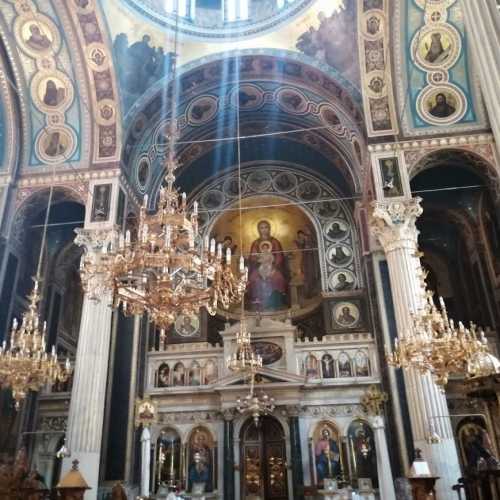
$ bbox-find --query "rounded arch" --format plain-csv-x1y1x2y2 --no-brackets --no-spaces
409,148,500,197
122,53,367,202
185,164,362,303
10,186,86,244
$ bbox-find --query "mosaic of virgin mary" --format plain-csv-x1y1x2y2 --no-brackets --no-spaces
247,220,289,310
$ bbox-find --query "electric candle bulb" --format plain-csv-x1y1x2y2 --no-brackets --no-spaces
226,247,231,264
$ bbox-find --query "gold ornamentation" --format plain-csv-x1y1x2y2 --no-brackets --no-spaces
360,385,388,416
135,397,157,428
387,284,494,386
0,279,72,409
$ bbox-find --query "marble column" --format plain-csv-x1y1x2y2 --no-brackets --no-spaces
369,416,396,500
460,0,500,159
289,414,305,500
141,426,151,498
61,229,116,499
223,413,235,500
370,199,461,499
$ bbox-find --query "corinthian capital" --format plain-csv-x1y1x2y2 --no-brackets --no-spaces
74,228,118,253
74,228,118,301
370,198,423,252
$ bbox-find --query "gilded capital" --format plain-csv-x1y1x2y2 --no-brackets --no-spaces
370,198,423,252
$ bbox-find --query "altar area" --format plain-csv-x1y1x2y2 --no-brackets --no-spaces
141,318,394,500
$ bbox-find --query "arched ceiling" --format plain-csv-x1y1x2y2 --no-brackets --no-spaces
122,54,367,203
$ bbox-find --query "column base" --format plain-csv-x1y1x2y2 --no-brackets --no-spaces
62,451,100,500
414,438,461,500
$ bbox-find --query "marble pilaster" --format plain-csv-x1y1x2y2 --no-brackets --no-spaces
223,412,235,500
460,0,500,159
289,413,305,500
369,416,396,500
61,228,117,499
141,426,151,498
370,199,461,499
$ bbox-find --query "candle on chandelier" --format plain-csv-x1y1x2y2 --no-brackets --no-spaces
217,243,222,259
226,247,231,264
210,238,216,255
125,230,131,245
193,201,198,215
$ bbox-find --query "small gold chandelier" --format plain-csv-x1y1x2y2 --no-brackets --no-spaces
236,373,275,425
0,279,72,409
387,289,493,386
227,321,263,373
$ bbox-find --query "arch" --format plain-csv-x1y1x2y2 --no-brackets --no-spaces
346,418,378,488
305,353,319,379
408,148,500,197
353,350,370,377
321,353,335,379
337,351,352,377
183,165,362,302
188,360,202,386
122,53,367,202
172,361,186,386
310,420,343,487
156,362,170,388
203,359,218,385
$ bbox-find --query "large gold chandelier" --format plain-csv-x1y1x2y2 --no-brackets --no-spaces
78,8,247,329
387,288,493,386
0,280,72,409
0,183,72,409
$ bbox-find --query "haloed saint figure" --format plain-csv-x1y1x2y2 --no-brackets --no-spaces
247,220,289,310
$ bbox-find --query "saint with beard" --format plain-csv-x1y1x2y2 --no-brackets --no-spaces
429,93,456,118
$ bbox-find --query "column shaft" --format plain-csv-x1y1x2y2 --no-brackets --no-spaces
62,293,113,498
371,416,396,500
141,427,151,498
289,416,305,500
223,419,235,499
460,0,500,159
371,199,461,499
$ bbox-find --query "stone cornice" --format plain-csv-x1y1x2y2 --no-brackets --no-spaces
368,133,494,153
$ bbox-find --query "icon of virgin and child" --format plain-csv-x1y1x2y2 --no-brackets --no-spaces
245,220,319,311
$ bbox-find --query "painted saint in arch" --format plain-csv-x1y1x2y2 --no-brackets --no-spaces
247,220,289,310
314,424,342,485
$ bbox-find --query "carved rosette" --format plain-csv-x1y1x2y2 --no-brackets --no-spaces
370,198,423,252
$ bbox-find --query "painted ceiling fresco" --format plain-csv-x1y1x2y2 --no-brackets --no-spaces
394,0,488,136
0,0,83,167
102,0,359,116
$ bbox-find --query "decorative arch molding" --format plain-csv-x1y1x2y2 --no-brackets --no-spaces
182,163,363,294
125,48,363,127
369,135,500,197
65,0,121,162
0,39,20,176
10,185,86,247
0,0,91,168
123,52,365,148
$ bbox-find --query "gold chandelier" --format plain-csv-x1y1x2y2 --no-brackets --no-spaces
78,7,247,329
0,182,72,409
387,288,493,386
78,152,248,329
227,321,263,373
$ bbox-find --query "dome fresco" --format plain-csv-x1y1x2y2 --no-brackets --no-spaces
119,0,317,39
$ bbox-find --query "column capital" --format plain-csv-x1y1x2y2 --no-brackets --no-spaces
370,198,423,252
74,227,119,253
285,404,301,418
368,415,385,430
223,408,236,421
74,228,118,300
